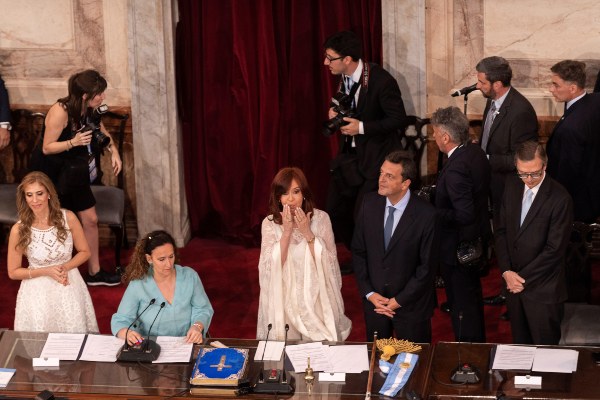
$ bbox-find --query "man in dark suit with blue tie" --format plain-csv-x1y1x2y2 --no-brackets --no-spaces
432,107,491,343
352,151,438,342
495,141,573,345
324,31,407,260
547,60,600,223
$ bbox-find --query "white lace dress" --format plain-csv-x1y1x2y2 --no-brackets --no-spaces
14,210,99,333
257,209,352,341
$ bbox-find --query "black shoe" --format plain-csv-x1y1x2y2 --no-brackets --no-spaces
87,269,121,287
483,294,506,306
499,311,510,321
440,302,451,314
339,262,353,276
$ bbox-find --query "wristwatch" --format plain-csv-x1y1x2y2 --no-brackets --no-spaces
0,122,11,130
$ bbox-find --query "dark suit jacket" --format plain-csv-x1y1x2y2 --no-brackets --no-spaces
495,174,573,304
435,143,491,265
340,62,406,180
546,93,600,222
352,191,438,322
0,76,11,123
480,88,538,212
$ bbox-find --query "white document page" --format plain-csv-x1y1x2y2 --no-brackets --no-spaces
152,336,194,363
40,333,86,361
254,341,285,361
532,348,579,373
491,344,536,370
79,334,124,362
285,342,332,372
0,368,16,387
324,345,369,373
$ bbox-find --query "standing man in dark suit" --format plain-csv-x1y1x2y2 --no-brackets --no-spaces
0,75,11,150
547,60,600,223
476,56,538,224
352,151,437,342
432,107,491,342
495,141,573,345
475,56,538,309
324,31,407,264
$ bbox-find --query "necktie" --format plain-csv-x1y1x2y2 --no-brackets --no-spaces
344,75,353,94
520,189,534,226
384,206,396,250
480,101,497,151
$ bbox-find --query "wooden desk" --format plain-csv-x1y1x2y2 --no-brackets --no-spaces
0,331,430,399
427,341,600,399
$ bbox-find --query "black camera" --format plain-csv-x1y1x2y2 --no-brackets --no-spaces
81,104,111,148
322,92,357,136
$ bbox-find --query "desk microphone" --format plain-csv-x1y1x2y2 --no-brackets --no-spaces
143,301,166,351
258,323,272,383
123,298,155,350
253,323,294,394
117,300,163,362
450,311,480,383
451,83,477,97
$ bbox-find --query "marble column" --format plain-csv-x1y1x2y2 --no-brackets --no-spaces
381,0,427,118
127,0,190,247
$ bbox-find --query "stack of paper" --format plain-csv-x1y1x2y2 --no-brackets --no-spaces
532,348,578,373
0,368,16,388
285,342,369,373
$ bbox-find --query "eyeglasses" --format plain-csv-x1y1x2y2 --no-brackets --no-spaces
324,53,344,62
516,169,544,179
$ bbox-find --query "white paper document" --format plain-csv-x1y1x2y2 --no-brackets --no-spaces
285,342,332,372
0,368,16,387
532,348,578,373
79,334,124,362
491,345,536,370
152,336,194,363
324,345,369,373
40,333,86,361
254,341,285,361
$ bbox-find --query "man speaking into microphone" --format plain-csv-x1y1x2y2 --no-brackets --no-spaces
111,230,214,345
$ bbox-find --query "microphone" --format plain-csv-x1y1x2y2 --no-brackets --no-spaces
123,298,155,350
144,301,166,351
253,323,294,394
450,311,480,383
258,323,272,383
281,324,289,383
117,299,163,362
450,83,477,97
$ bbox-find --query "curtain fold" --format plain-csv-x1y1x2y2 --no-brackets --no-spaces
177,0,382,244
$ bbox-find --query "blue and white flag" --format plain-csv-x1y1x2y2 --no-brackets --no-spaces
379,352,418,397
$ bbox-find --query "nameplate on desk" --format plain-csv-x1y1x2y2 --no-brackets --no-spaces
33,357,60,367
514,375,542,389
318,372,345,382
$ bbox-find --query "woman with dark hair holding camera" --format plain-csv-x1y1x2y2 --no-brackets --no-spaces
111,230,213,345
31,69,122,286
257,167,351,342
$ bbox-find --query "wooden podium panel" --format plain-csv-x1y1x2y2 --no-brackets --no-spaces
0,331,430,399
427,341,600,399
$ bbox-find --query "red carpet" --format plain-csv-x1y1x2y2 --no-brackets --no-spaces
1,238,597,343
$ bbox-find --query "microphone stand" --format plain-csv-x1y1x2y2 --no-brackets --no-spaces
463,92,469,115
253,324,294,394
450,312,480,383
118,301,165,362
117,299,155,361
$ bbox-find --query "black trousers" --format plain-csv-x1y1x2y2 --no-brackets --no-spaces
362,299,432,343
506,294,563,345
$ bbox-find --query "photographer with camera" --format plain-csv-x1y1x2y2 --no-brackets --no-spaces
323,31,406,272
31,69,122,286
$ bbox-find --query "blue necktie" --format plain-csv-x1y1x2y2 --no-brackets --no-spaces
384,206,396,250
520,189,534,226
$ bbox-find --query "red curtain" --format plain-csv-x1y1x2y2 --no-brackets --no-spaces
176,0,382,244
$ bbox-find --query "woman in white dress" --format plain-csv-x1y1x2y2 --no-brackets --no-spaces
7,171,98,333
257,167,351,341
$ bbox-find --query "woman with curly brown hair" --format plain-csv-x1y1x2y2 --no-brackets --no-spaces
7,171,98,333
111,230,213,345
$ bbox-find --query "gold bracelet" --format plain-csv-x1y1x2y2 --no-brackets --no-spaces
307,236,316,244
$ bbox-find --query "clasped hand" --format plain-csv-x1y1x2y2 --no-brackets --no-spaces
369,293,399,318
503,271,525,294
47,264,69,286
